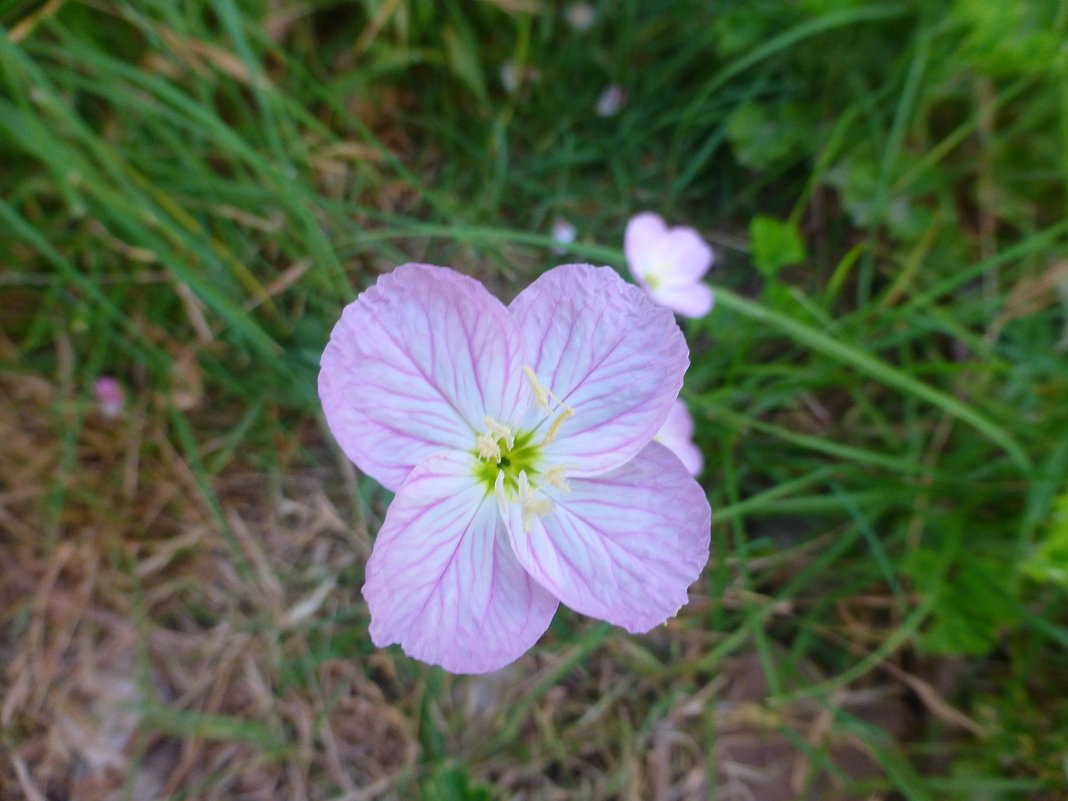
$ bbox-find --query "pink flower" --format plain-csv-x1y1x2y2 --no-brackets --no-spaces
625,212,715,317
319,264,710,673
93,377,124,419
595,84,627,117
565,3,595,31
550,218,576,254
655,400,704,477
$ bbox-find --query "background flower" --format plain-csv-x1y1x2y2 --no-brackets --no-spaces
655,400,704,477
625,212,715,317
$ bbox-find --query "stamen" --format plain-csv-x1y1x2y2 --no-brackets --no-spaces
541,463,576,492
518,471,555,532
494,469,509,508
483,416,515,449
522,366,552,413
522,497,555,533
522,366,576,446
541,408,574,445
475,432,502,462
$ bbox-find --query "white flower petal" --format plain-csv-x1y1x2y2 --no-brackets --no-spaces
364,452,558,674
502,442,710,632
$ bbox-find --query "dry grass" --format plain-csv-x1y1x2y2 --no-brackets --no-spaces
0,372,966,800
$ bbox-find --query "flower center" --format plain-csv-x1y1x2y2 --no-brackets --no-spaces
472,418,541,494
470,368,578,531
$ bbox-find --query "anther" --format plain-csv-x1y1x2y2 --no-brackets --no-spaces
522,366,552,413
518,471,555,532
475,432,502,463
483,416,515,450
541,464,576,492
541,408,574,445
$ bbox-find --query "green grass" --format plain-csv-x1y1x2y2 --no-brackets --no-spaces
2,0,1068,799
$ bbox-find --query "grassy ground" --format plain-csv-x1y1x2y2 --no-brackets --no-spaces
2,0,1068,798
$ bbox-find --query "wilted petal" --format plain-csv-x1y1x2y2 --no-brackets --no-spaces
320,264,528,491
364,452,558,674
510,264,688,475
655,400,704,476
502,442,710,632
651,282,715,318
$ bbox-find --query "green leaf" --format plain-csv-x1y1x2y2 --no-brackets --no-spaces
749,215,807,277
726,102,807,170
1021,486,1068,587
443,23,488,104
905,550,1019,656
421,763,495,801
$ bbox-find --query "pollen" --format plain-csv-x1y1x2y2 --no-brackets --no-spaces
475,432,502,462
483,416,515,449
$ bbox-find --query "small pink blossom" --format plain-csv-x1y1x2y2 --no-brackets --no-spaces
625,212,715,317
565,3,595,31
319,264,710,674
500,61,540,94
550,218,576,253
93,377,124,419
595,84,627,117
655,400,704,477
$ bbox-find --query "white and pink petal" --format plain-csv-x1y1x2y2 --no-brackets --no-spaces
502,442,710,633
319,264,529,491
653,227,714,287
650,282,715,318
655,400,704,476
363,451,558,674
624,212,668,281
509,264,689,476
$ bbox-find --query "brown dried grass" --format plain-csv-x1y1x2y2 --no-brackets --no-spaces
0,369,944,800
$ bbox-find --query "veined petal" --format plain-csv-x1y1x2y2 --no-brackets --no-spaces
651,281,715,318
364,452,558,674
502,442,710,633
510,264,689,474
319,264,528,491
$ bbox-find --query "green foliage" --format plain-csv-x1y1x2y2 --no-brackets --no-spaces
2,0,1068,797
748,215,807,277
904,549,1020,656
952,0,1064,76
421,763,495,801
1022,485,1068,587
726,102,809,171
